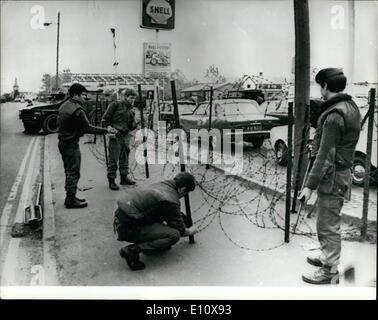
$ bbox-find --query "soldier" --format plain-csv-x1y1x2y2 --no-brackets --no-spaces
299,68,361,284
57,83,117,209
113,172,198,271
102,88,138,190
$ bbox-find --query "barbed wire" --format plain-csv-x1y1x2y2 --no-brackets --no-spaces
84,126,318,252
85,75,365,252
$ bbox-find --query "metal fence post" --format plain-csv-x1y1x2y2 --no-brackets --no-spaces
361,88,376,239
103,99,109,168
138,84,149,179
285,102,294,243
171,80,194,244
206,86,214,169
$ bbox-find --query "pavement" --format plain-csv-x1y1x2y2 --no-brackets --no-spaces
43,132,376,295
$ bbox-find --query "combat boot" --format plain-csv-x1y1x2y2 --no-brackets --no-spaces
64,196,88,209
307,255,324,267
108,178,120,190
302,266,339,285
120,175,136,185
119,245,145,271
75,196,86,203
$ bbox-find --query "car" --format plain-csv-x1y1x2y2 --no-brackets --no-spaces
179,99,281,148
270,112,377,186
224,89,265,104
19,92,98,134
159,100,198,129
261,98,323,126
351,111,377,186
270,125,316,165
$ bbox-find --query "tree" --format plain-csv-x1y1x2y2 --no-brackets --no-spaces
204,64,226,84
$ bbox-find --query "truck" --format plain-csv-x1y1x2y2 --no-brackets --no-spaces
19,92,98,134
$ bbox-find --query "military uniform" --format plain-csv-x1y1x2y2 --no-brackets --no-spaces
306,94,361,270
114,180,187,254
102,100,137,180
57,97,108,204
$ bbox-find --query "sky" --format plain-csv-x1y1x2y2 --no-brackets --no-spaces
1,0,377,93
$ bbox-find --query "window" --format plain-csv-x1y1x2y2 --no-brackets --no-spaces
194,103,209,116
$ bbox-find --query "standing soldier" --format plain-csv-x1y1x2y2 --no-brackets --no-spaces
299,68,361,284
57,83,116,209
102,88,138,190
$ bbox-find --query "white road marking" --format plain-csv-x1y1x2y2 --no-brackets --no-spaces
0,136,41,285
0,137,36,245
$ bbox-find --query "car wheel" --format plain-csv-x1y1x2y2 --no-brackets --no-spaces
150,58,157,66
23,122,42,134
275,142,288,166
352,155,374,187
42,114,59,134
251,137,264,148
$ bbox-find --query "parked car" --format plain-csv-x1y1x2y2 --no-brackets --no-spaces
261,98,323,126
179,99,280,148
352,111,377,186
159,100,198,129
270,114,377,186
270,125,316,165
19,92,98,134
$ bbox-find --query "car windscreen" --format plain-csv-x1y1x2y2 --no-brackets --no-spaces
220,101,263,116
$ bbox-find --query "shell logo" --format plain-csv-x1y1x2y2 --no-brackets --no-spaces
147,0,172,24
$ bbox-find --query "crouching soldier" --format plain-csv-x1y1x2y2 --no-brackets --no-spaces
113,172,198,271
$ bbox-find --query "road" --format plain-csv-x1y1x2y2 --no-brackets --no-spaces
0,102,44,286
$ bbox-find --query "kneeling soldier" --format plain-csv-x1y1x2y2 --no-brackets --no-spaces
114,172,198,270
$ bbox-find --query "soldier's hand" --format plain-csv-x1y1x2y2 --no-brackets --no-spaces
107,126,117,134
298,187,313,203
184,225,198,237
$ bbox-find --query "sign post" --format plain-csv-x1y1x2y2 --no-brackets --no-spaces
141,0,175,30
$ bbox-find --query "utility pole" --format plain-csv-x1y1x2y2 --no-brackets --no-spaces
348,1,355,94
293,0,310,192
56,12,60,91
110,28,119,99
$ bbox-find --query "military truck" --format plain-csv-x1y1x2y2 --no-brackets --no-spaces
19,92,98,134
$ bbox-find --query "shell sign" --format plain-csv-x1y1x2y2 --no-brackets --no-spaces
141,0,175,30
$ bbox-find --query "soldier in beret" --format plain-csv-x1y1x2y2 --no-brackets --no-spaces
57,83,117,209
102,88,139,190
299,68,361,284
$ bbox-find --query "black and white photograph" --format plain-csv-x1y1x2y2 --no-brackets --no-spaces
0,0,377,302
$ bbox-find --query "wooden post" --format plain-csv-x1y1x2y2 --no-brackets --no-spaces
171,80,194,244
293,0,310,193
361,88,376,239
291,104,309,213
